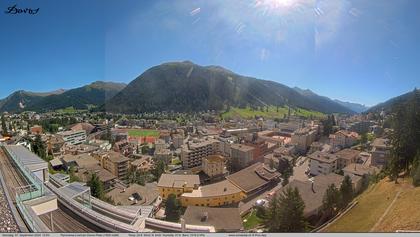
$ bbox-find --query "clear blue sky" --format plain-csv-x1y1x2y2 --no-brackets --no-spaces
1,0,420,106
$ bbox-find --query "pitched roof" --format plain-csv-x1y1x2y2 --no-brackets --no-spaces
335,149,361,161
157,174,200,188
226,162,279,193
183,206,243,232
181,180,241,198
280,174,344,216
308,151,338,163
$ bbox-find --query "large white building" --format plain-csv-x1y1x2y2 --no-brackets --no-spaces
308,151,338,176
58,130,87,146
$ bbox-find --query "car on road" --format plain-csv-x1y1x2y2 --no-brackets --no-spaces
255,199,268,206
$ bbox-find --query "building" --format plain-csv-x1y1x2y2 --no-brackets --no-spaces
69,122,95,135
278,174,344,218
30,125,43,134
329,130,359,149
172,134,184,149
155,139,166,153
335,149,361,170
181,138,219,169
130,155,154,172
58,129,87,146
264,151,293,172
47,135,65,157
308,151,338,176
157,174,200,200
349,121,374,134
202,155,225,178
180,180,245,207
182,206,243,232
291,127,317,153
101,152,130,181
226,162,280,197
371,138,391,167
230,144,255,171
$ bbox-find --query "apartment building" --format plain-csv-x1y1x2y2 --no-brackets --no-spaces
308,151,339,176
58,129,87,145
181,138,219,169
329,130,359,149
101,151,130,181
335,148,361,170
230,144,255,171
291,127,317,153
371,138,391,167
172,133,184,149
202,155,225,178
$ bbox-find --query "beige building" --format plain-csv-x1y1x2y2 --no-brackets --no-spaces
157,174,200,199
230,144,254,170
202,155,225,178
371,138,391,167
101,151,130,181
335,149,360,170
181,138,219,169
172,134,184,149
291,127,317,153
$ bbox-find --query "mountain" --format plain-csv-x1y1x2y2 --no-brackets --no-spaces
0,81,126,113
367,88,420,113
333,100,370,113
105,61,354,114
293,87,355,114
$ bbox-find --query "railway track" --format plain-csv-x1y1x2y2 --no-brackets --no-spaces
39,203,96,233
0,148,30,201
0,148,100,232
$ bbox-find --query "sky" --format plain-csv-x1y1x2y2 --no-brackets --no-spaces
1,0,420,106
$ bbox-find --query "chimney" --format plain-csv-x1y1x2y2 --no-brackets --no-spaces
201,212,208,222
311,180,315,193
180,218,186,232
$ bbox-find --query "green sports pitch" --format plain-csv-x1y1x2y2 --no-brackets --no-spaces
128,129,160,137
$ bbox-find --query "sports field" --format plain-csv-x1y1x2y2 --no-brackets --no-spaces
128,129,159,137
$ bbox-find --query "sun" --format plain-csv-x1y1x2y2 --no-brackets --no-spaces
255,0,297,10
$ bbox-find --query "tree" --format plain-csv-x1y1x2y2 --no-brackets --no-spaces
87,173,104,199
165,193,181,222
263,187,306,232
1,115,7,135
32,134,47,160
280,160,293,186
339,175,354,208
322,184,340,219
151,159,165,181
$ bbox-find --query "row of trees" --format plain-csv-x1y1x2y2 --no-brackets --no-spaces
262,175,354,232
387,89,420,184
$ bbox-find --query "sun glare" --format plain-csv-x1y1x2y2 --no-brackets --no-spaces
256,0,296,9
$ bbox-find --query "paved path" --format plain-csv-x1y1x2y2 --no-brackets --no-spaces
370,189,402,232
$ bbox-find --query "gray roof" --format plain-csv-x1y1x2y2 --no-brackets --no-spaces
279,173,344,216
227,162,279,193
4,145,48,172
59,182,90,199
308,151,338,164
157,174,200,188
183,206,243,232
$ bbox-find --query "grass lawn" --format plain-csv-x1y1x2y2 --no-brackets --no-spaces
324,177,415,232
128,129,159,137
221,106,325,120
242,210,263,230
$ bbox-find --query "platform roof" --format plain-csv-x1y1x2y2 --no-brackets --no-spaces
59,182,90,199
4,145,48,171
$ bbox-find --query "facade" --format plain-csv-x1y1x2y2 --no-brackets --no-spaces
181,138,219,169
180,180,245,207
371,138,391,167
335,149,361,170
291,127,317,153
308,151,338,176
101,152,130,181
230,144,255,171
172,134,184,149
47,135,65,157
59,129,87,146
30,125,43,134
157,174,200,200
329,130,359,149
202,155,225,178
